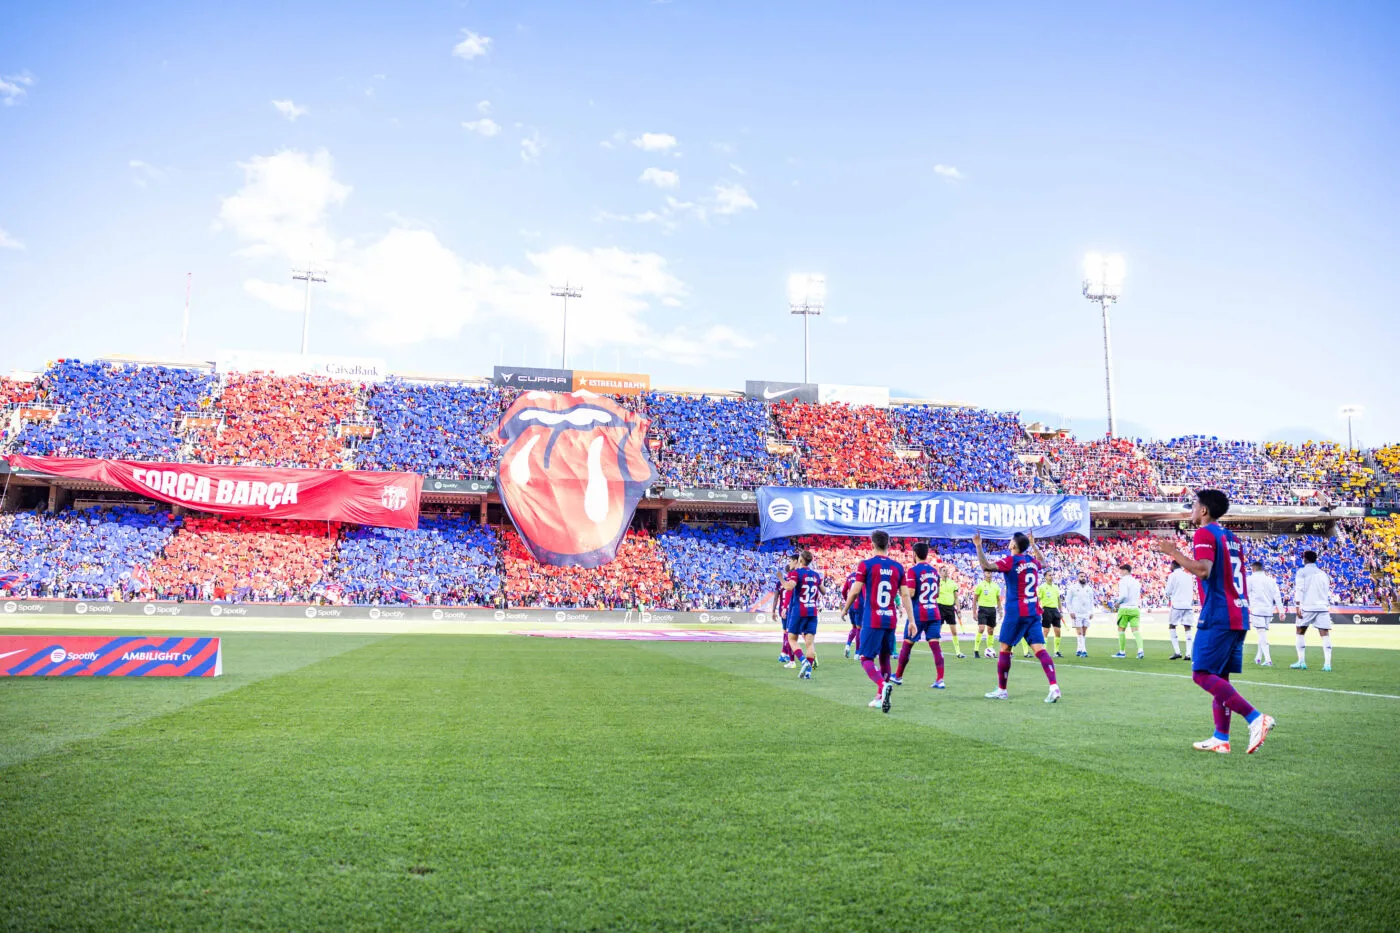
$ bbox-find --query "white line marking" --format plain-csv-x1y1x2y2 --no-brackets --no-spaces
1015,660,1400,700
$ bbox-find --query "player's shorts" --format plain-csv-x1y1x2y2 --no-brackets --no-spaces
1192,626,1245,675
1067,611,1091,629
1249,610,1272,631
785,614,818,636
938,604,958,627
858,625,896,659
1041,608,1062,628
1116,608,1141,628
905,616,943,643
998,613,1045,649
1168,608,1196,628
976,606,998,628
1298,610,1333,631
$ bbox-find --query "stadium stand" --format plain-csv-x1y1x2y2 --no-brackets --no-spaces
1246,525,1379,607
501,527,677,609
13,360,215,460
326,513,502,605
1262,441,1376,504
1140,436,1296,504
193,373,359,469
1033,436,1160,499
892,406,1046,493
655,523,789,610
644,393,797,488
0,505,181,599
1037,533,1186,609
355,379,506,479
1363,515,1400,607
147,515,337,600
0,376,36,406
773,401,922,489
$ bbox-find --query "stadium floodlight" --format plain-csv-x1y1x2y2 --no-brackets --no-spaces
788,273,826,383
551,283,582,369
292,267,328,355
1340,405,1363,451
1082,252,1125,437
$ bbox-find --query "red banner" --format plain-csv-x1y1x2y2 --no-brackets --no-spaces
0,635,222,677
5,455,421,529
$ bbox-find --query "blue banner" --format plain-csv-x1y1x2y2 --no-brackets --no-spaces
757,487,1090,541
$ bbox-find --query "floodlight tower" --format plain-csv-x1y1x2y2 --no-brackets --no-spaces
292,267,328,355
1082,253,1125,437
788,273,826,383
1340,405,1363,451
551,283,582,368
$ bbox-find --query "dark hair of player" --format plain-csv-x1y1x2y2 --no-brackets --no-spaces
1120,563,1132,572
1196,488,1230,520
912,541,929,561
800,550,814,566
1012,532,1030,553
1251,560,1264,570
1303,550,1318,563
871,530,890,551
1171,560,1180,570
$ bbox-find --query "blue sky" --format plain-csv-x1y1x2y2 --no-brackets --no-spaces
1,1,1397,444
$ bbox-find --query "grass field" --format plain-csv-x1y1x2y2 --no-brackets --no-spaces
2,630,1397,932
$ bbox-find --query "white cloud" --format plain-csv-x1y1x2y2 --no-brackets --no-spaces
520,131,543,163
639,167,679,189
219,147,745,361
712,182,757,215
0,226,24,250
596,210,663,224
728,163,745,176
128,160,165,187
271,99,308,121
632,132,677,152
477,100,492,114
463,118,501,137
452,30,492,60
0,71,34,106
933,163,963,181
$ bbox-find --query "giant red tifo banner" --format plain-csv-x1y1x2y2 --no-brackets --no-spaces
4,455,422,529
0,635,222,677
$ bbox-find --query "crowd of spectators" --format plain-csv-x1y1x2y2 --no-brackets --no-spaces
655,523,790,609
356,380,506,479
772,401,922,489
0,505,181,599
893,406,1046,493
1140,436,1297,504
1362,515,1400,608
501,527,677,609
644,393,797,489
147,515,338,601
1033,436,1160,499
0,377,36,406
1246,525,1379,606
1262,441,1376,504
193,374,359,469
13,360,214,460
1040,533,1187,609
326,513,502,605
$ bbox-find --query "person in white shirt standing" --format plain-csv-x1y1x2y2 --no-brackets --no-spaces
1112,563,1144,659
1164,560,1198,661
1064,571,1096,658
1291,550,1334,671
1246,560,1285,666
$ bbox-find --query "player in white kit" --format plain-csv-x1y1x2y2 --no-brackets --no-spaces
1246,560,1285,666
1291,550,1334,671
1164,560,1198,661
1064,571,1095,657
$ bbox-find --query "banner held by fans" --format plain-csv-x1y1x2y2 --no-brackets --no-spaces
495,391,656,568
757,486,1091,541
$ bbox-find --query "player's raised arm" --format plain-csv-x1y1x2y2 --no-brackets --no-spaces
973,532,999,572
1156,535,1211,580
1026,531,1046,563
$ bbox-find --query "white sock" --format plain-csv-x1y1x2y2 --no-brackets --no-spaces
1077,634,1086,652
1296,634,1307,664
1185,630,1194,656
1170,629,1180,653
1322,634,1332,666
1260,632,1271,663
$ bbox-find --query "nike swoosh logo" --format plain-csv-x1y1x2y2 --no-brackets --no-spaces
0,649,26,661
763,386,801,399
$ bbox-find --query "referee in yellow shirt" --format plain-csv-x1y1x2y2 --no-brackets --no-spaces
972,570,1002,659
936,566,966,659
1038,571,1065,658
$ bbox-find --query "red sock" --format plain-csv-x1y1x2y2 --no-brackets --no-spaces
860,657,883,690
879,651,892,678
895,640,914,678
847,625,859,645
997,650,1011,689
930,641,945,681
793,648,805,662
1035,648,1056,686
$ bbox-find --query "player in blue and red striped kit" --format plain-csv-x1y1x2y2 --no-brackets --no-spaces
975,530,1060,703
890,541,947,689
771,554,799,664
782,551,823,679
1157,489,1275,754
841,530,905,713
841,569,866,660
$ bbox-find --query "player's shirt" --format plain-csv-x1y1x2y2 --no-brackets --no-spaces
1164,568,1197,610
1247,571,1284,618
1038,583,1060,609
974,580,1001,608
786,567,822,617
1193,522,1250,631
1064,582,1095,617
936,576,957,607
904,562,941,623
842,571,866,620
1116,576,1141,609
1294,564,1332,611
856,555,905,629
776,573,793,619
996,553,1042,622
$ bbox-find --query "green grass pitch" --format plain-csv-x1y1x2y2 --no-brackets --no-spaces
1,632,1397,931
